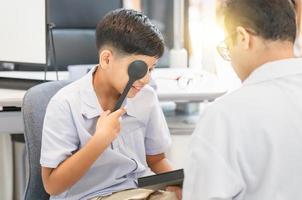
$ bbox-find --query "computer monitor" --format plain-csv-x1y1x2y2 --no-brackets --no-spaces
0,0,47,65
141,0,190,68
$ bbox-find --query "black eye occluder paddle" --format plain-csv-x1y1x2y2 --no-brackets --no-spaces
113,60,148,111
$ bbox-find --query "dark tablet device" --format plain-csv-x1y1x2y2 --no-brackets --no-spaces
137,169,184,191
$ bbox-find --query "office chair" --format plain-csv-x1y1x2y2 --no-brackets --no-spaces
22,81,70,200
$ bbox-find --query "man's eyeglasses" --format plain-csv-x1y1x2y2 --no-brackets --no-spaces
216,32,237,61
217,29,257,61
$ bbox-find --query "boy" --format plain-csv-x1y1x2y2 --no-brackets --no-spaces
41,9,179,200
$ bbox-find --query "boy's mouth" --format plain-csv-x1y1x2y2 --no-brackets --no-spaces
131,85,143,92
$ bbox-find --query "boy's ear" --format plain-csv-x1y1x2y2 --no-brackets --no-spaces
99,49,113,69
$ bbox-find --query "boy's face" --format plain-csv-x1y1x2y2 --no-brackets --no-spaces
99,49,158,98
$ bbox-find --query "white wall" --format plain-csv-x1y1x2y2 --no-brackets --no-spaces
0,0,46,64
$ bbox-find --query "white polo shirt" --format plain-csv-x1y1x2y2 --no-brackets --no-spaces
183,58,302,200
40,66,171,200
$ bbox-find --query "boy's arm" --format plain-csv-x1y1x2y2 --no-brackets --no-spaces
146,153,174,173
42,109,125,195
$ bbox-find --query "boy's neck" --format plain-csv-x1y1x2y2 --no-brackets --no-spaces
93,67,121,111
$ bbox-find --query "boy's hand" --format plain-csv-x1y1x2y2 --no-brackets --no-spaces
95,108,126,142
166,186,182,200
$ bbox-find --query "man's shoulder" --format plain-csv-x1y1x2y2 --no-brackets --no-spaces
208,84,267,115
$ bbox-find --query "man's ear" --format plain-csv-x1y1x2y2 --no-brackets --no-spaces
99,49,113,69
236,26,251,50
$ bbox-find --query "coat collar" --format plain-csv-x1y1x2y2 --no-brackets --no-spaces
243,58,302,86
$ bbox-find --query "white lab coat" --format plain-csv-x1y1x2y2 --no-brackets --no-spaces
183,58,302,200
294,35,302,57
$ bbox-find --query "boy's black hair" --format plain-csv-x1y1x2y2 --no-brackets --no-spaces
224,0,296,43
96,9,164,58
290,0,296,9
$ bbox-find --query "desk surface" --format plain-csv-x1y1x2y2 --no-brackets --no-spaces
0,71,69,81
0,88,24,134
154,68,226,102
0,89,26,108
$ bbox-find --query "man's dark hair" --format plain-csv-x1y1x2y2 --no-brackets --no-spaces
224,0,297,43
96,9,164,58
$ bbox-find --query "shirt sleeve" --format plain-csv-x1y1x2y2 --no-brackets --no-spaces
183,105,244,200
40,98,79,168
144,93,172,155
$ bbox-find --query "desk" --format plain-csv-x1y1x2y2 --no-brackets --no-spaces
0,89,25,200
0,111,23,135
0,71,69,135
0,89,25,135
153,68,226,102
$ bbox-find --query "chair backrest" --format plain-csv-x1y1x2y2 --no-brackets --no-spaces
22,80,70,200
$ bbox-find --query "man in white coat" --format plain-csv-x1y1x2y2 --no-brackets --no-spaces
183,0,302,199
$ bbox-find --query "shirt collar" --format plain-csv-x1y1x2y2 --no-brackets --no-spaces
79,66,102,119
79,66,137,119
243,58,302,86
